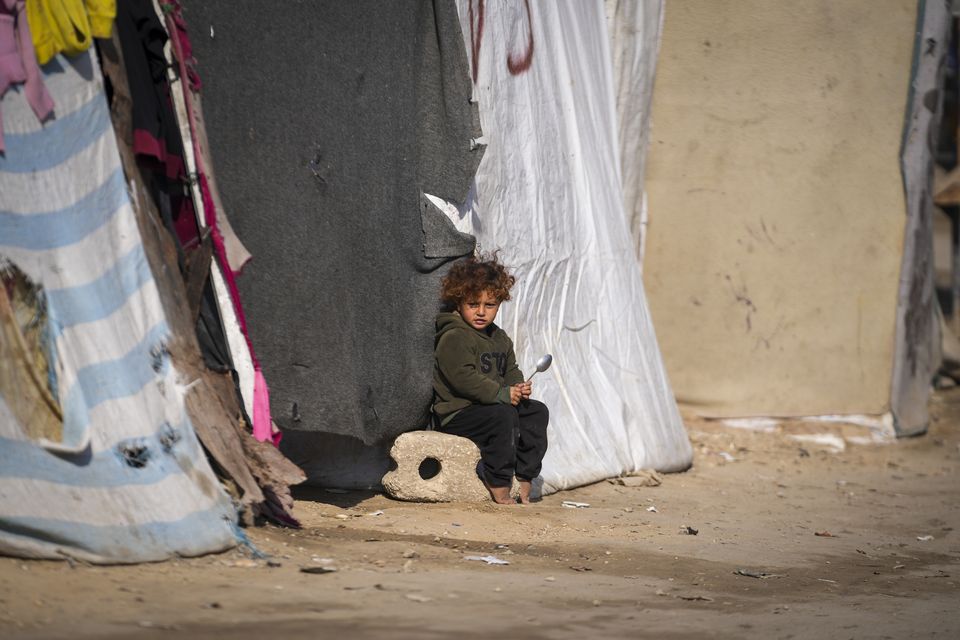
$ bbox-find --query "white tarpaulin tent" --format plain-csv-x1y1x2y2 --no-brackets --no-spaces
448,0,692,492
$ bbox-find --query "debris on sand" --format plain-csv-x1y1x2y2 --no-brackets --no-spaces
734,568,784,579
609,469,663,487
464,555,510,565
561,501,591,509
405,593,432,603
300,566,338,574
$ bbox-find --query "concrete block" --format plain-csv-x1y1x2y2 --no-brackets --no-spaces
381,431,489,502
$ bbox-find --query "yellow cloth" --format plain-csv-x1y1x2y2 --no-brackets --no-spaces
26,0,116,65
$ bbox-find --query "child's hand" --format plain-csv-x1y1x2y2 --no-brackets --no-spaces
510,382,531,405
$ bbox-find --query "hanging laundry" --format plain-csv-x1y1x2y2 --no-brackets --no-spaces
115,0,183,180
0,0,53,153
26,0,115,65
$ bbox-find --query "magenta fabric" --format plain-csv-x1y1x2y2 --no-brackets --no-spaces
0,0,54,153
132,127,185,179
252,370,280,447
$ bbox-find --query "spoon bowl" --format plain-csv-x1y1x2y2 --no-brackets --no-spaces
526,354,553,382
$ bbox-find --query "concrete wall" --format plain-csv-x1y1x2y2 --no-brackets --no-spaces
643,0,917,417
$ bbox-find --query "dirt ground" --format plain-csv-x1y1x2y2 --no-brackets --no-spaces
2,391,959,640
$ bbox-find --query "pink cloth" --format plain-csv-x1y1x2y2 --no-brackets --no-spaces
0,0,54,153
252,370,281,447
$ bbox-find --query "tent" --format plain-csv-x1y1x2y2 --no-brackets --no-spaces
640,0,946,436
0,1,304,563
188,0,692,492
444,0,691,490
0,49,237,563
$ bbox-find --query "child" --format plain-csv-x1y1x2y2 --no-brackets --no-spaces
433,254,549,504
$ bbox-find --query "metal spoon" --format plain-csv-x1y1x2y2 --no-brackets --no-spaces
526,354,553,382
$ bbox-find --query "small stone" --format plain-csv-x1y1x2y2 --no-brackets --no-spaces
402,549,418,559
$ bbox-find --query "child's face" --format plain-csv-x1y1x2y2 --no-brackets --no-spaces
458,289,501,331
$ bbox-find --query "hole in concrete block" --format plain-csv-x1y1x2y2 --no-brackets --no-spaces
418,457,441,480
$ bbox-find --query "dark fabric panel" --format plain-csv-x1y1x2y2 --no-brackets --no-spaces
184,0,481,444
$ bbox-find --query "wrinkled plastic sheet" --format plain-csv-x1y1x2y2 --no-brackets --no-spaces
452,0,691,492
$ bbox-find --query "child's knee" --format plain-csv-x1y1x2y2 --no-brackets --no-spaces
491,403,519,424
524,399,549,421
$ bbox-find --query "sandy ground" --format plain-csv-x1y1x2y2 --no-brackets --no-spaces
2,391,959,640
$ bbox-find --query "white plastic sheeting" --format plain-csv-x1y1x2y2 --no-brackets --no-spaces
606,0,664,265
453,0,691,493
0,51,237,562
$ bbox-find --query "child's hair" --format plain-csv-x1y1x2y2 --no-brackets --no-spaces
440,252,516,307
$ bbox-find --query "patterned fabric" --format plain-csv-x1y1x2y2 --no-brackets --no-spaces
0,49,237,563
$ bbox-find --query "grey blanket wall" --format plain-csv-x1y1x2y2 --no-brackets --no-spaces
185,0,481,444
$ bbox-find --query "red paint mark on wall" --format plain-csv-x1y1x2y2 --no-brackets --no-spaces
506,0,534,76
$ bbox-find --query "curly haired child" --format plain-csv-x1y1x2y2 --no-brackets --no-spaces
432,253,549,504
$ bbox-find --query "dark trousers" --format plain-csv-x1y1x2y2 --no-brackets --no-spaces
440,400,549,487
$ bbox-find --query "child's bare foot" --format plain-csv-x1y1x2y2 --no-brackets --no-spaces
482,477,517,504
489,486,516,504
517,479,533,504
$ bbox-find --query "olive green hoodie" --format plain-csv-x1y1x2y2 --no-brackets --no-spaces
433,311,525,423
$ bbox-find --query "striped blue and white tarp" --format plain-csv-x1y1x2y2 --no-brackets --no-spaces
0,50,238,563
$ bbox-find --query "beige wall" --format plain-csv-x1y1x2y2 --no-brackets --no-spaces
643,0,916,416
